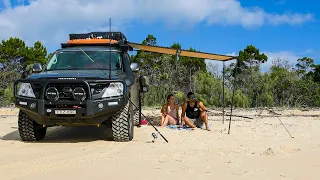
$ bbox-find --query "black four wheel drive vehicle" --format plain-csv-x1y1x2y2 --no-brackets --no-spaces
13,32,149,142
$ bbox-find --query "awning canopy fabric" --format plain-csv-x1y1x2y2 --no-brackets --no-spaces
128,42,237,61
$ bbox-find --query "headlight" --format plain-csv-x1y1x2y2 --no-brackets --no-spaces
18,83,36,98
102,82,124,98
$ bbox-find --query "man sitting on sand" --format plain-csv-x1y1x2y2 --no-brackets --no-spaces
180,92,211,131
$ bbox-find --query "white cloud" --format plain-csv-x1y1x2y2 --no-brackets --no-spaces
267,13,313,25
205,55,235,76
261,51,300,71
205,50,301,75
0,0,314,48
204,60,235,76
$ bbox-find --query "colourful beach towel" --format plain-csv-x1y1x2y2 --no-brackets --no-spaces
166,125,194,130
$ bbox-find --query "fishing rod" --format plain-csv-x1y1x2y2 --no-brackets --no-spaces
277,116,294,138
125,92,169,142
268,109,294,138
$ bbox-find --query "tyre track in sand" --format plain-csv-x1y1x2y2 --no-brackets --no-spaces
0,140,129,180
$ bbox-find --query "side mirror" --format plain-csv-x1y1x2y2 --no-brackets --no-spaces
130,63,139,72
32,63,42,73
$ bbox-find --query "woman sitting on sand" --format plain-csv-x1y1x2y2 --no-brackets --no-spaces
160,94,180,127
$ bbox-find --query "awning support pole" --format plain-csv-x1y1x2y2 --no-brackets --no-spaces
222,61,225,124
228,58,239,134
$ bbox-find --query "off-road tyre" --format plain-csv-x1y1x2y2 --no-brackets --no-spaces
133,110,140,126
18,110,47,141
111,101,134,142
133,89,143,126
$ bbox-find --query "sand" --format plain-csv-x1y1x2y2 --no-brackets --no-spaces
1,107,320,180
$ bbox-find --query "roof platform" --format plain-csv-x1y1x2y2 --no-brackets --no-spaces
69,32,127,42
61,32,131,50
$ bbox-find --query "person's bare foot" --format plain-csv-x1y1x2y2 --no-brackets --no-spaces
206,127,211,131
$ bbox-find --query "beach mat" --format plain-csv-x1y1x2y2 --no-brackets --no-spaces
166,125,194,130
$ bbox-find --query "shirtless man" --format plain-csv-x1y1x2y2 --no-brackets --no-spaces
181,92,211,131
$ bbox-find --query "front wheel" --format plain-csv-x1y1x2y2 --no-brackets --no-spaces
111,101,134,142
18,110,47,141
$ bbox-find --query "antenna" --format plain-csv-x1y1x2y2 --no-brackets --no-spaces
109,18,112,79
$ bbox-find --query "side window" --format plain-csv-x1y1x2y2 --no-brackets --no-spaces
46,53,58,69
117,53,122,68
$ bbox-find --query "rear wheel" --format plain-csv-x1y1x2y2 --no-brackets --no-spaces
18,110,47,141
111,101,134,142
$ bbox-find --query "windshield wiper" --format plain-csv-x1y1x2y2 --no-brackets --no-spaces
78,48,113,79
78,48,98,64
78,48,107,76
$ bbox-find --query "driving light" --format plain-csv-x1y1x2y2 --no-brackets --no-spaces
18,83,36,98
102,82,124,98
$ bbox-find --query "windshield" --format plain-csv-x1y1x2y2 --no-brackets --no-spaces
45,49,123,71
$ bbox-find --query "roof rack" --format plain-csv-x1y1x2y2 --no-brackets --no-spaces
69,32,127,42
67,38,118,44
61,31,132,51
60,42,120,48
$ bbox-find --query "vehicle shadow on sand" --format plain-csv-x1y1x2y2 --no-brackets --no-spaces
1,126,115,143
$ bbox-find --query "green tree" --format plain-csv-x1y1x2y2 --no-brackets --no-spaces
0,37,28,70
295,57,314,76
0,38,49,70
0,37,49,105
311,64,320,83
27,41,49,65
226,45,268,107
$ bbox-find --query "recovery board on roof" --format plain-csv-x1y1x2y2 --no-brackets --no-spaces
69,32,128,42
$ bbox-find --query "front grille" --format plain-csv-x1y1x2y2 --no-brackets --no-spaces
44,82,89,101
32,83,43,97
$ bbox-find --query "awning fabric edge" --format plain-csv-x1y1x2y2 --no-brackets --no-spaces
128,42,237,61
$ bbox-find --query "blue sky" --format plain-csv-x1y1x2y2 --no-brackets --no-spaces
0,0,319,72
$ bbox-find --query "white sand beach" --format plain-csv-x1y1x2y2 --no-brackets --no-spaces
0,107,320,180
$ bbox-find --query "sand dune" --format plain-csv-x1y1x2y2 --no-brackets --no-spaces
1,107,320,180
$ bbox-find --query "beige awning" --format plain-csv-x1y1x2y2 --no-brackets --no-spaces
128,42,237,61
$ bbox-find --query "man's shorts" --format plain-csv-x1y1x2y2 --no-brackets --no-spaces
188,117,205,129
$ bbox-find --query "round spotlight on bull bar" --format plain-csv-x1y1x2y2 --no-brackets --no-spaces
45,87,59,101
97,102,104,109
73,87,86,101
